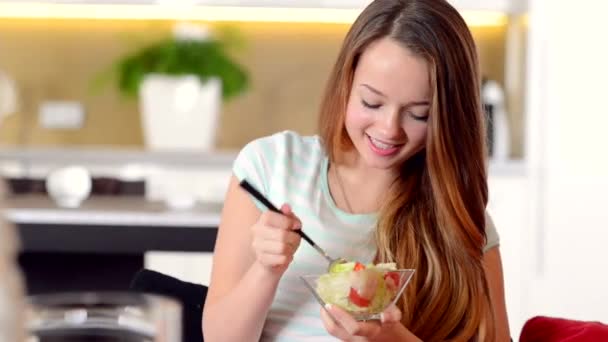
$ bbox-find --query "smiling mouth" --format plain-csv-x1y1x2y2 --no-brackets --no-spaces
366,134,404,156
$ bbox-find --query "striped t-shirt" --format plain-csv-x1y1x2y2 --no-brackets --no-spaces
232,130,499,341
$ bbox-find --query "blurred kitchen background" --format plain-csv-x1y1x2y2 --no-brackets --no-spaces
0,0,606,340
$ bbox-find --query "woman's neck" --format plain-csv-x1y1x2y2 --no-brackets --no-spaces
329,152,399,214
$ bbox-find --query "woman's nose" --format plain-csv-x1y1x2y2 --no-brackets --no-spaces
377,109,402,138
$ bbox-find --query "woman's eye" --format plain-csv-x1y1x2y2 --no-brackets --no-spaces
409,112,429,122
361,100,382,109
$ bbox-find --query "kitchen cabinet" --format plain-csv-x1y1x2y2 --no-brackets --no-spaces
0,0,527,28
5,195,222,294
0,0,527,13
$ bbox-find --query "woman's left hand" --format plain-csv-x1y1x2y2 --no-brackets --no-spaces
320,304,407,342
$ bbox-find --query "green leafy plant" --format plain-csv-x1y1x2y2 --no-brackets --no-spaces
95,27,249,101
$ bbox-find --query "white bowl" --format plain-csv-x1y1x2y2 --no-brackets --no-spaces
45,166,92,208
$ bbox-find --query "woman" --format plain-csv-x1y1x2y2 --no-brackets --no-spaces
203,0,510,340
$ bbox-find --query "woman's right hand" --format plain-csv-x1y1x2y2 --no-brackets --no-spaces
251,204,302,275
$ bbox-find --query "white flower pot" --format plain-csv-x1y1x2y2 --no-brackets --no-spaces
139,74,221,151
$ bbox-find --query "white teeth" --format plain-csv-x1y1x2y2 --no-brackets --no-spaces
370,136,396,150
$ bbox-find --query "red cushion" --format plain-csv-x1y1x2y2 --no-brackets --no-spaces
520,316,608,342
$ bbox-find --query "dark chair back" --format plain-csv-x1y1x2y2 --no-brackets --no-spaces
131,269,207,342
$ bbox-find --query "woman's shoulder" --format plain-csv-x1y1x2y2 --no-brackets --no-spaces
240,130,325,163
484,212,500,252
232,131,326,205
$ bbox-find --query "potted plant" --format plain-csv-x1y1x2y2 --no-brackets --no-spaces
100,23,249,151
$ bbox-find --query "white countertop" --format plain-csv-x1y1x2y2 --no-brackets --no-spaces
0,146,527,178
0,147,238,168
4,195,223,228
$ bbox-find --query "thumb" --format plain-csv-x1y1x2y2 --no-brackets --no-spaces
380,304,402,324
280,203,293,215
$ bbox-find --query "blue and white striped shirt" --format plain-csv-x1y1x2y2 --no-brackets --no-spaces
232,130,499,341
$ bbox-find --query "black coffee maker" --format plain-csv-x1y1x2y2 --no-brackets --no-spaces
482,77,510,161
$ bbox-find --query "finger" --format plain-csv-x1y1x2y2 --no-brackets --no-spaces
380,304,402,324
260,210,294,229
258,253,293,267
252,239,297,256
326,304,381,338
261,210,301,230
320,306,352,341
255,226,301,246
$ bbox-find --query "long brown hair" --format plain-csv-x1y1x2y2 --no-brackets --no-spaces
319,0,494,340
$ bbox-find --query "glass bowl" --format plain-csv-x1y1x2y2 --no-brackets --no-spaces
301,269,415,321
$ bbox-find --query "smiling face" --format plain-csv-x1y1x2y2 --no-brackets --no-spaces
344,37,432,171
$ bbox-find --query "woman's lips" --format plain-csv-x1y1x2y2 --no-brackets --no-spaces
366,134,403,157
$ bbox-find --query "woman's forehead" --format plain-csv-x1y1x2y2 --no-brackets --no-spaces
355,38,431,102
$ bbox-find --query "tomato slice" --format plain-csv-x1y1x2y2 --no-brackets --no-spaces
354,262,366,271
349,287,371,307
384,272,400,286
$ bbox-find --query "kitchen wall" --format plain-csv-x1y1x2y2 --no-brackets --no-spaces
0,19,522,156
523,0,608,326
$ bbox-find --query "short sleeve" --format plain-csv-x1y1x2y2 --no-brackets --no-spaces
484,212,500,252
232,139,270,211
